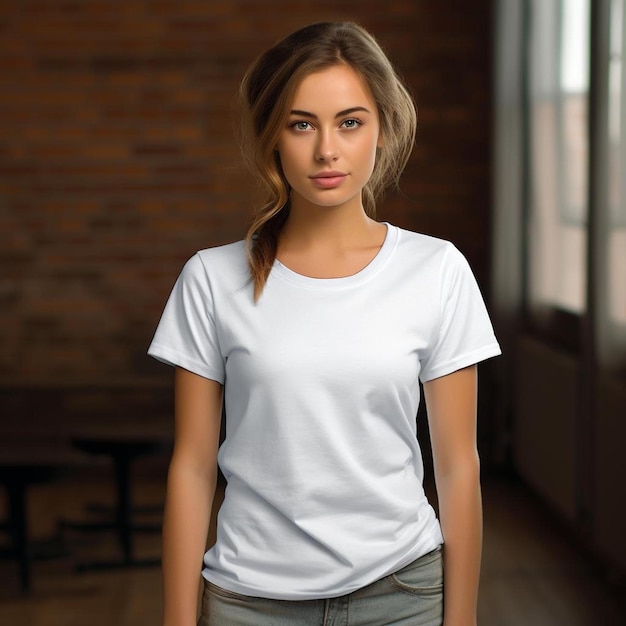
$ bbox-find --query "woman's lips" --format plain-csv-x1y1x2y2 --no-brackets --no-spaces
310,172,348,189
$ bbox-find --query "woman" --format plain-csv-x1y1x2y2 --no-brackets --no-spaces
149,21,500,626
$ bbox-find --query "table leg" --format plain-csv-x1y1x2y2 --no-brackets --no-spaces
7,481,30,592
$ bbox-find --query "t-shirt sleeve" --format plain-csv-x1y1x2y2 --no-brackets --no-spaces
419,244,501,383
147,253,225,383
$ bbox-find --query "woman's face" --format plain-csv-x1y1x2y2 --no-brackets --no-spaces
275,64,382,212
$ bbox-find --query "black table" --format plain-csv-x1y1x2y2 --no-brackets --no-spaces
0,446,88,592
61,424,172,570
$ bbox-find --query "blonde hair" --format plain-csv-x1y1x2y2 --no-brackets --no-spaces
238,22,417,300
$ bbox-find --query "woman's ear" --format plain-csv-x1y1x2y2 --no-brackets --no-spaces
377,130,384,149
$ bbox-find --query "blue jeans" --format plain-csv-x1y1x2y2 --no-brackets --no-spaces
197,546,443,625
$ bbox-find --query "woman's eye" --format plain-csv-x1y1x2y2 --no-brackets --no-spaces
291,121,311,131
341,118,361,129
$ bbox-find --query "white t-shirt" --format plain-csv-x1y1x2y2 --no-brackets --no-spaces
148,223,501,600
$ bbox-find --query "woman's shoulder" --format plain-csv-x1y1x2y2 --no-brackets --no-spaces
387,225,476,287
392,224,459,260
180,239,249,287
195,239,247,266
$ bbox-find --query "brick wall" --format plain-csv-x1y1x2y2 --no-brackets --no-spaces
0,1,493,402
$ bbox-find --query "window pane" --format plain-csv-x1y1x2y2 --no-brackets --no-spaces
528,0,590,315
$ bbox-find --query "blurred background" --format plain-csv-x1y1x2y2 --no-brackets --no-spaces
0,0,624,624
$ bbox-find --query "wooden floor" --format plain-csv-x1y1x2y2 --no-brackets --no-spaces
0,470,624,625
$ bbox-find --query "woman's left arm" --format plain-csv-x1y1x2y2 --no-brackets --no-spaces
423,364,482,626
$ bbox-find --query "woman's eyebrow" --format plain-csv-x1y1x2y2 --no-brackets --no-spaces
288,106,371,119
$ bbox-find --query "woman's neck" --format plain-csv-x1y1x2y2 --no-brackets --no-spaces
275,200,387,279
278,201,381,253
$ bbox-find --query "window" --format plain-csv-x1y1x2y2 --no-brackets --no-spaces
527,0,591,318
494,0,626,371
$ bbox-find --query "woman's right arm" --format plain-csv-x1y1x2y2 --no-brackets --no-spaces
162,366,224,626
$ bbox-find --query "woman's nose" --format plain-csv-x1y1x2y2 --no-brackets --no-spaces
315,130,339,162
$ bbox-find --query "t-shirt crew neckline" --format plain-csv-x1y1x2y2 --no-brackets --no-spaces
272,222,398,290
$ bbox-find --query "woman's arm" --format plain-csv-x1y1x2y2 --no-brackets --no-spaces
162,367,224,626
423,365,481,626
